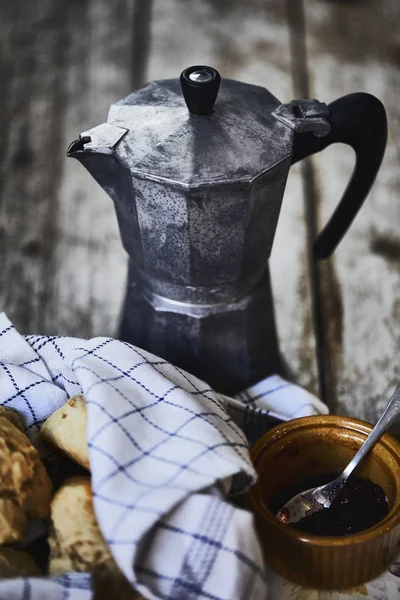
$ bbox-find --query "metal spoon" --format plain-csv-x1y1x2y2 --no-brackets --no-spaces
276,383,400,525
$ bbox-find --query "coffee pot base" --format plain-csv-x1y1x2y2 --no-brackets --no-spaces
119,265,282,396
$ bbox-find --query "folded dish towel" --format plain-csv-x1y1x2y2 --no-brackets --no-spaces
0,313,327,600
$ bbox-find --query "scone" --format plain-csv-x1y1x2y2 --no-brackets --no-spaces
41,396,89,470
0,548,40,578
0,416,52,544
49,476,112,574
49,477,144,599
0,406,24,432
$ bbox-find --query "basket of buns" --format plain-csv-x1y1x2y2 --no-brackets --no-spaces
0,397,143,599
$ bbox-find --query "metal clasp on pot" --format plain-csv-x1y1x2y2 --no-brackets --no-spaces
272,99,331,137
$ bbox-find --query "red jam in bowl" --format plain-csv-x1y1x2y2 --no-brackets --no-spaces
268,474,389,536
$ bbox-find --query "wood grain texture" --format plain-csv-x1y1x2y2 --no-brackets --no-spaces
303,0,400,420
285,0,335,409
0,0,138,338
148,0,318,393
0,1,70,334
48,0,135,339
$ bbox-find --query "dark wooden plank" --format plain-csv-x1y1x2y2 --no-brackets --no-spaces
47,0,137,339
285,0,339,410
147,0,319,393
0,0,144,338
302,0,400,421
132,0,154,90
0,0,72,334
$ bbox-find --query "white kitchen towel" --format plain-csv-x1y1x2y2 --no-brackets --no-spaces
0,313,327,600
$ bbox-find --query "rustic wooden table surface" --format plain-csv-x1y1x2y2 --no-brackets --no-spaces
0,0,399,423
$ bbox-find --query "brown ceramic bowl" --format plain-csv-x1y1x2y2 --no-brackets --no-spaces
245,415,400,589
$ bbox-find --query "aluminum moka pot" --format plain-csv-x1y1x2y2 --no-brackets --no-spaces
68,66,387,395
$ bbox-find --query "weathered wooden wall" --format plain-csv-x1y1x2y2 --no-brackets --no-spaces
0,0,398,421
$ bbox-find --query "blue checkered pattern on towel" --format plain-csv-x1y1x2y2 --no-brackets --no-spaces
0,574,91,600
0,313,326,600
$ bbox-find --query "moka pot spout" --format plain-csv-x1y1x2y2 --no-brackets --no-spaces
67,123,129,204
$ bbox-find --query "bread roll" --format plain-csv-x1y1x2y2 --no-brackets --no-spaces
41,396,89,470
0,406,24,432
0,499,26,546
0,548,40,578
49,476,112,574
0,416,52,544
49,477,144,599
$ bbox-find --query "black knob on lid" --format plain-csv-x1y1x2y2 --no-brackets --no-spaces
180,66,221,116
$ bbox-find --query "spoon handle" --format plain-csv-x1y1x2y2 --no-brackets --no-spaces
342,384,400,480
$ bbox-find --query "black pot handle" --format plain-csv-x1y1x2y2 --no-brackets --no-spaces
291,93,387,259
